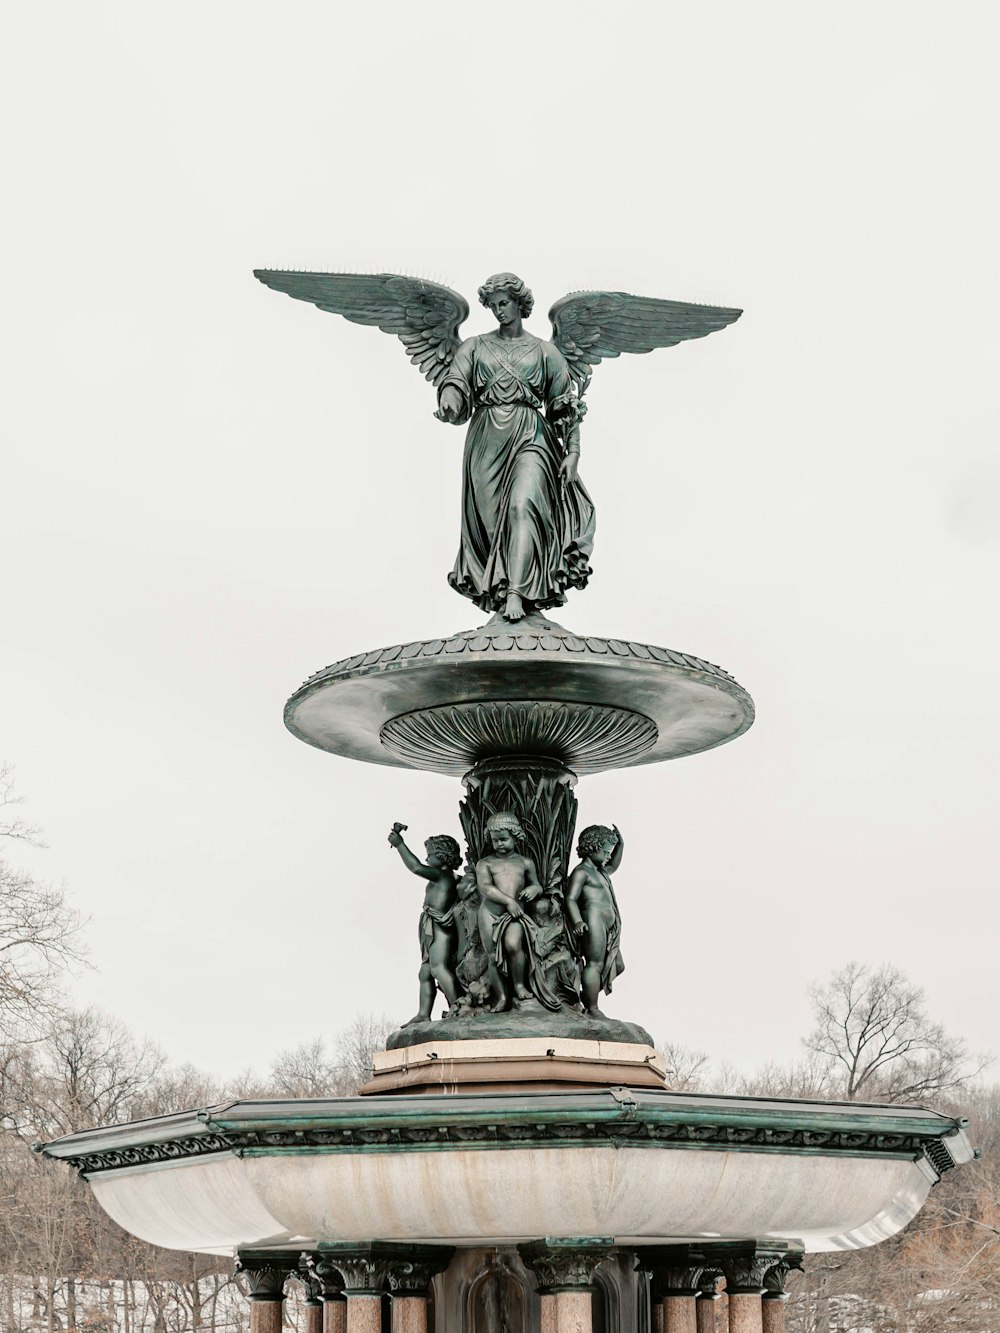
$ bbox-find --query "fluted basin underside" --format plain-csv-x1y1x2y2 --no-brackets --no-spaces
381,699,658,775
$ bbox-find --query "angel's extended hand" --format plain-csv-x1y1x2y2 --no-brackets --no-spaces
560,452,579,485
436,386,463,423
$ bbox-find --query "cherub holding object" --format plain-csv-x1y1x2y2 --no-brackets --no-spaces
565,824,625,1017
388,823,462,1025
476,812,560,1012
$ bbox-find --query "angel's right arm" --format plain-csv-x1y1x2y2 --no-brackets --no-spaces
436,339,475,425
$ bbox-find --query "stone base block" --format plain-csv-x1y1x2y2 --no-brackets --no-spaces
359,1036,666,1095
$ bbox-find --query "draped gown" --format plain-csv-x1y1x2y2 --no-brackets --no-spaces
440,332,596,613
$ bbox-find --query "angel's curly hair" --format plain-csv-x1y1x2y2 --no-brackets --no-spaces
424,834,463,870
577,824,615,858
486,811,525,839
478,272,534,318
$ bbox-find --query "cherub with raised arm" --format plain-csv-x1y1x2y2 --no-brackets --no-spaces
565,824,625,1017
388,824,462,1025
476,812,560,1013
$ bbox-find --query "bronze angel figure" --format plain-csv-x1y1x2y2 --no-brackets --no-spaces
254,269,740,622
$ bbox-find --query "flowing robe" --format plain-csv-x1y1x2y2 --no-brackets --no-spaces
440,332,596,612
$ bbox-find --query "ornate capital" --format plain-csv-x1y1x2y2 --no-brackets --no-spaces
762,1253,804,1298
384,1247,455,1294
316,1244,453,1296
236,1249,299,1302
711,1245,790,1296
638,1247,709,1299
520,1240,613,1293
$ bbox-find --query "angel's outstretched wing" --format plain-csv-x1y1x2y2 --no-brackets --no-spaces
253,271,470,388
549,290,742,396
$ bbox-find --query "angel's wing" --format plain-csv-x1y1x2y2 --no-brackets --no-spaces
549,290,742,396
253,271,470,388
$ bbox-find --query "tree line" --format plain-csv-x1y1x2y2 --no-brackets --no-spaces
1,766,997,1332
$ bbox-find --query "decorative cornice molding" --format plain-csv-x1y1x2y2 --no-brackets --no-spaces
57,1118,952,1176
295,631,739,694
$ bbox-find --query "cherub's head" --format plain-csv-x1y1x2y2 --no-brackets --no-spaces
424,834,462,870
577,824,616,866
486,810,524,855
478,272,534,325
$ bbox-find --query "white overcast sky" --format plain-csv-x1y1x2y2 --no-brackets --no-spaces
3,2,998,1082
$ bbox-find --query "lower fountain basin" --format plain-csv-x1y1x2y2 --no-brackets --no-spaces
37,1088,972,1258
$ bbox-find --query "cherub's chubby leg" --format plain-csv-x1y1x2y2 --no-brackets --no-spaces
479,905,511,1012
503,921,533,1002
581,917,609,1016
404,961,436,1026
428,926,459,1009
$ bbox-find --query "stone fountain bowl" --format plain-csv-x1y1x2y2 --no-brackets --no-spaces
36,1088,973,1258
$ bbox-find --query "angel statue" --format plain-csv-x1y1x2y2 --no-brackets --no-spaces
254,268,741,622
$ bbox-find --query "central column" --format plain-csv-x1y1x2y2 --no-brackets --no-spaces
695,1275,722,1333
713,1249,788,1333
236,1251,297,1333
317,1247,392,1333
640,1248,706,1333
384,1248,455,1333
520,1240,611,1333
761,1259,801,1333
314,1259,347,1333
460,756,578,886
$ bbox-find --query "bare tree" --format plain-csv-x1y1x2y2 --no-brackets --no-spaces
658,1040,710,1092
804,961,987,1103
270,1037,341,1098
3,1007,165,1137
0,762,45,846
334,1013,398,1093
0,764,86,1044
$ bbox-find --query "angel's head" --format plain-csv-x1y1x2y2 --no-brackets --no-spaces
478,273,534,321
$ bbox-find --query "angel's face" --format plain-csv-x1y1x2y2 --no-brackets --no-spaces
486,290,520,327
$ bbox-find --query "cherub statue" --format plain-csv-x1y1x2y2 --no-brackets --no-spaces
565,824,625,1017
254,268,741,621
388,824,462,1025
476,812,560,1012
531,895,582,1008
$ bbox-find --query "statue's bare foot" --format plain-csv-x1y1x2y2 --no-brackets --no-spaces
403,1013,429,1027
503,593,524,621
586,1005,606,1018
514,986,533,1001
490,999,508,1013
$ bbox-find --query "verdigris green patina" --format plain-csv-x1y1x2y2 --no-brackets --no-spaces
254,269,740,622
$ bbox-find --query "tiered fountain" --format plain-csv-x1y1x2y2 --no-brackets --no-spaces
39,269,973,1333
